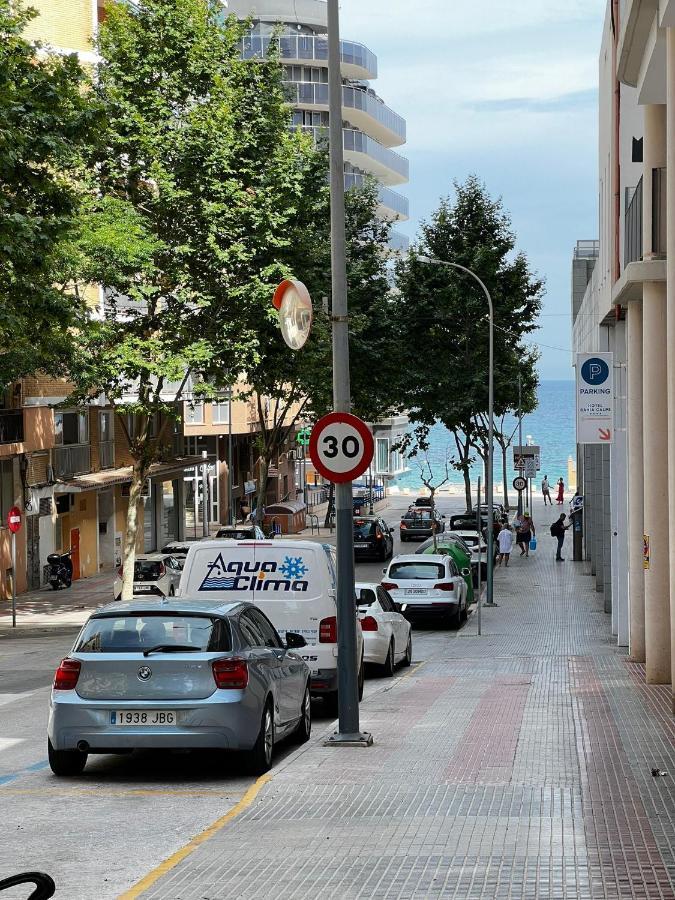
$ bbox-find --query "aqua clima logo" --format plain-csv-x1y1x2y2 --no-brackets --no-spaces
198,554,310,592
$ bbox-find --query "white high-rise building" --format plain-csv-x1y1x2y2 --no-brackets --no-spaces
228,0,409,248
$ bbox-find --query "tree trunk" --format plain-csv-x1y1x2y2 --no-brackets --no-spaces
121,460,146,601
256,456,269,528
324,481,335,529
430,488,437,551
502,445,510,511
463,467,472,511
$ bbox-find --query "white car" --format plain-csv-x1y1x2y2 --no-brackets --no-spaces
215,524,267,541
447,529,490,579
113,554,182,601
160,540,203,568
381,554,468,627
356,582,412,676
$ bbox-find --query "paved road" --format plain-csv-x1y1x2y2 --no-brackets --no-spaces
0,493,474,898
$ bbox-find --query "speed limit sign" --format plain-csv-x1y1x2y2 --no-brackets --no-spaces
513,476,527,492
309,413,374,484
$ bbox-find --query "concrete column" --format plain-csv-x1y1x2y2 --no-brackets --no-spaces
643,105,666,258
612,322,629,647
627,300,645,661
593,447,604,592
602,444,612,612
665,28,675,706
585,446,595,571
642,282,671,683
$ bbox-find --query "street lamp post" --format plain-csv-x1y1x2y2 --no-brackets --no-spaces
417,255,496,608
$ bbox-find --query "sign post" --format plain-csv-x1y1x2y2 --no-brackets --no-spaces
576,353,614,443
7,506,22,628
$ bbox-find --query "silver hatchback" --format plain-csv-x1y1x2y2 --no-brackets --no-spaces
48,599,311,777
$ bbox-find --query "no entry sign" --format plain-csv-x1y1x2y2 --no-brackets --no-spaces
309,413,374,484
7,506,21,534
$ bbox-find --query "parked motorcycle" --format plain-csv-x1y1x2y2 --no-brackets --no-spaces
46,550,73,590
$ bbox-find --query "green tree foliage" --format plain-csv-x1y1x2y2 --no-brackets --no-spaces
68,0,318,597
243,174,405,519
396,176,543,510
0,0,94,383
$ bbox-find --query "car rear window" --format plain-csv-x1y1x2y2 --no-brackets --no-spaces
403,510,433,521
389,562,445,580
353,520,376,539
134,561,163,580
216,529,253,540
75,614,231,653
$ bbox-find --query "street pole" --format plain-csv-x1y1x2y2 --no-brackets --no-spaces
325,0,371,746
417,255,495,607
201,449,209,538
228,387,233,525
476,476,482,636
11,530,16,628
517,374,523,516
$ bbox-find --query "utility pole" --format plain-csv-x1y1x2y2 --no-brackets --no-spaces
227,387,233,525
201,449,209,537
325,0,371,747
517,374,524,516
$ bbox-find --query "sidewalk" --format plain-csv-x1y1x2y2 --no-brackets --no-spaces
135,503,675,899
0,569,114,633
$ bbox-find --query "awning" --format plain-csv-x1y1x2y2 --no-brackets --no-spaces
54,456,205,493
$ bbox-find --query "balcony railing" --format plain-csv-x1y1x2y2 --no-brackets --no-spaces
299,126,408,182
242,34,378,79
652,167,666,258
624,176,643,267
54,444,90,479
0,411,23,445
99,440,115,470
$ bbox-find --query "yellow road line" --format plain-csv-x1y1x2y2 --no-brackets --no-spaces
118,772,272,899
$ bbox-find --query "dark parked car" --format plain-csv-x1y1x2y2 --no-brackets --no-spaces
399,508,444,542
413,496,433,508
353,516,394,561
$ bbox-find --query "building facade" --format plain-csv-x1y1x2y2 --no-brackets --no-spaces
228,0,409,245
574,0,675,709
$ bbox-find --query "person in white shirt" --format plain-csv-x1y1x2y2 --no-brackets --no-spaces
541,475,552,506
497,523,514,567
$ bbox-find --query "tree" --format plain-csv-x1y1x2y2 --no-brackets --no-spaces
67,0,319,599
395,176,543,510
241,175,406,522
412,445,453,551
0,0,95,383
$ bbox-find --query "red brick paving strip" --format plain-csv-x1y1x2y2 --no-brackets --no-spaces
571,657,674,899
444,678,531,784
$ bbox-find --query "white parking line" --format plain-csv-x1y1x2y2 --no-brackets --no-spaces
0,690,40,709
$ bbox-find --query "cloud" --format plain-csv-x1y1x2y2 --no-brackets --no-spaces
466,88,598,114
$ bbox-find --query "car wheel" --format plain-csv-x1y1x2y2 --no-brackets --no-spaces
448,606,461,629
402,632,412,667
48,739,87,777
292,684,312,744
324,690,339,718
381,640,395,678
248,701,274,775
358,655,365,701
50,582,59,591
461,598,469,621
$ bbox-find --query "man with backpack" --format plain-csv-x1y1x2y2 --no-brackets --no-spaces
550,513,570,561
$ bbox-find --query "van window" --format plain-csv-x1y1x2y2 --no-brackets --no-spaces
322,545,336,589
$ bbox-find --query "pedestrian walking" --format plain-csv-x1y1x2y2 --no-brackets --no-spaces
542,475,552,506
556,477,565,504
514,510,535,557
497,523,513,566
550,513,571,561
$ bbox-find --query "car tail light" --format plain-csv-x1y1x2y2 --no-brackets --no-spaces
116,566,123,578
158,563,166,577
375,528,383,541
360,615,378,632
319,616,337,643
53,658,81,691
381,582,398,591
212,658,249,689
434,582,455,591
400,523,407,530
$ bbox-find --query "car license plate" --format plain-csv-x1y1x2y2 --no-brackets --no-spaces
405,589,428,596
111,710,176,726
134,585,153,592
354,543,369,549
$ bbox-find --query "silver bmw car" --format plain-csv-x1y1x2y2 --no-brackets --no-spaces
48,599,311,777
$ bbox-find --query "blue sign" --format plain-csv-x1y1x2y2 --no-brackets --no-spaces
581,357,610,385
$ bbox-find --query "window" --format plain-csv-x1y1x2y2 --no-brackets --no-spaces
388,562,445,581
249,609,283,649
376,438,390,475
75,614,230,653
239,611,264,648
100,410,114,442
0,459,13,522
377,587,396,612
55,411,88,445
124,413,158,439
211,397,230,425
184,401,204,426
358,587,376,607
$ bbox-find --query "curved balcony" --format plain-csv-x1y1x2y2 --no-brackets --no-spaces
344,172,409,222
299,125,407,186
388,230,410,253
241,33,377,80
284,82,406,147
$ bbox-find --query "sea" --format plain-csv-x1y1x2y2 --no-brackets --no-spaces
391,380,576,493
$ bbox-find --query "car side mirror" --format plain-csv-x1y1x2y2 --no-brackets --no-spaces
382,568,387,574
285,632,306,649
462,568,471,577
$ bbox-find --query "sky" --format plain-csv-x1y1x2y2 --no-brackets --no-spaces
340,0,607,381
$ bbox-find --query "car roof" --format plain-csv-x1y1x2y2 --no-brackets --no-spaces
353,515,378,521
92,598,250,617
135,553,169,561
390,554,448,564
355,581,380,590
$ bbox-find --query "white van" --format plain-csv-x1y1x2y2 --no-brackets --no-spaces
178,539,364,712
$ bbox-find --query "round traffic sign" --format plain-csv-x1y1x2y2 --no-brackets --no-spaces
7,506,21,534
309,413,374,484
513,476,527,492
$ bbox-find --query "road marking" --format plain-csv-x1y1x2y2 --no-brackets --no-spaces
118,773,272,899
0,738,24,752
0,691,38,709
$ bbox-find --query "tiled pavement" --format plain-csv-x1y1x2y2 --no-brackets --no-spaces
141,504,675,900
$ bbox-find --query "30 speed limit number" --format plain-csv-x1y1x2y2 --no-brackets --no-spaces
309,413,374,484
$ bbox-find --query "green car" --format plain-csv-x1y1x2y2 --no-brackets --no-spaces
415,537,474,604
